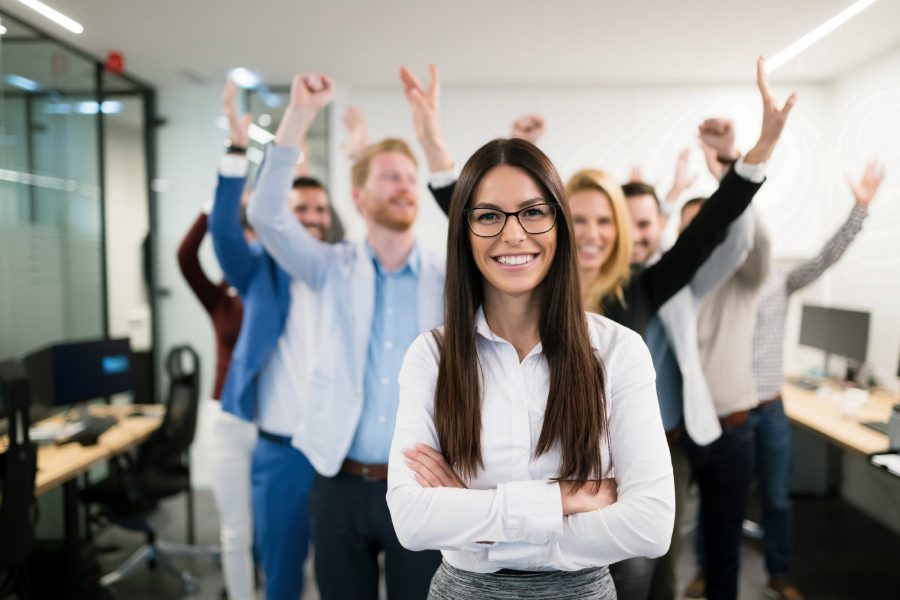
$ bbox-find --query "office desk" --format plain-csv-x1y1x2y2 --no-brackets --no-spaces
2,404,163,599
782,382,894,455
31,404,164,495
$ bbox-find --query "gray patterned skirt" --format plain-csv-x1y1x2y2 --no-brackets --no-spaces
427,561,617,599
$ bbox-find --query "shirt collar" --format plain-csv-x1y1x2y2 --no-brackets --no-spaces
366,240,421,276
474,305,543,359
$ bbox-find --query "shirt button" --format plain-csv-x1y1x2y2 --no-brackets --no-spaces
355,387,363,397
381,377,390,385
384,341,394,350
377,415,387,424
386,307,394,316
519,448,527,456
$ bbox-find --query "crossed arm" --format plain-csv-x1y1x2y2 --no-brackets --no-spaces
386,332,674,570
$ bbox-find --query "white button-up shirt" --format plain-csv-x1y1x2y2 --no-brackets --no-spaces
387,308,674,573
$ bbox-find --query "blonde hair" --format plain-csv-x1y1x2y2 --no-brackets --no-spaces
351,138,418,188
565,168,633,312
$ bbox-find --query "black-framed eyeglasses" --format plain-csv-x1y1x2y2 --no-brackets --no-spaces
463,202,559,237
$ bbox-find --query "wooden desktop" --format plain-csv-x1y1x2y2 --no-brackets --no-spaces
781,381,895,455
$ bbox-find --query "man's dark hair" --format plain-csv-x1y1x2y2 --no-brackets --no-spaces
621,181,661,211
292,176,327,193
681,196,708,214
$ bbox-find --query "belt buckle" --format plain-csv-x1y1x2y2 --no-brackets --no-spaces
360,464,378,482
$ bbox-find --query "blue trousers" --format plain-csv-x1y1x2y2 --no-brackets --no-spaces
252,434,316,600
750,398,793,577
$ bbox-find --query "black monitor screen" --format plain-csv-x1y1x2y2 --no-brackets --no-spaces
24,338,134,410
799,304,869,363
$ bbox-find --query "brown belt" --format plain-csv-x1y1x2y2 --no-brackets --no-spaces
666,428,682,444
719,410,750,429
341,459,389,481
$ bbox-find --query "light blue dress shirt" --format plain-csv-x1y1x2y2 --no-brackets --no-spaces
346,243,421,463
247,143,446,475
645,316,683,433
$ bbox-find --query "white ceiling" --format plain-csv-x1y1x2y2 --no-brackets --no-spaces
2,0,899,89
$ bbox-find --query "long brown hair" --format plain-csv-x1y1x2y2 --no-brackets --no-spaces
434,138,608,491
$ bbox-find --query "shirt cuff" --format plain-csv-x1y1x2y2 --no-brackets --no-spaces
219,154,249,178
429,170,458,189
733,157,766,183
498,480,563,544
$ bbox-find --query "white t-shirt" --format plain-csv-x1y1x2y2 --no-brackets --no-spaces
256,279,318,436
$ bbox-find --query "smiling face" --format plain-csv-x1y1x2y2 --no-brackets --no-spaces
626,193,665,263
570,188,617,274
289,186,331,240
468,164,557,301
352,150,419,232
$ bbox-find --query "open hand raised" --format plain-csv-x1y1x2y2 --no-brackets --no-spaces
848,160,886,208
744,56,797,164
223,78,252,148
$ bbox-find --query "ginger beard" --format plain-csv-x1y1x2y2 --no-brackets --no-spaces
355,151,419,232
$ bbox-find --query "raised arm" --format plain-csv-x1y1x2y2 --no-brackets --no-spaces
785,161,883,294
340,105,370,162
663,148,698,208
688,120,755,299
209,79,258,293
177,213,220,313
247,73,337,289
399,64,457,216
641,57,796,311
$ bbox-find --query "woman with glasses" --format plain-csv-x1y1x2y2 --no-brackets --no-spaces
386,138,675,599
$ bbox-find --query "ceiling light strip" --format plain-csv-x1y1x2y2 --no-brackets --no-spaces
766,0,879,73
17,0,84,34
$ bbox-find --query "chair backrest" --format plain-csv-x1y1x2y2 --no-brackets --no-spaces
138,345,201,468
0,359,37,570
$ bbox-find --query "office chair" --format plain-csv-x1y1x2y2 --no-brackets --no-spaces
82,345,218,595
0,360,37,599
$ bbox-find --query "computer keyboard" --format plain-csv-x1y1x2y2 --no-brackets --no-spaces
56,415,118,446
789,376,821,391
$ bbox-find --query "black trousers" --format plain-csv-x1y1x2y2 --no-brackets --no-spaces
311,471,442,600
684,419,755,600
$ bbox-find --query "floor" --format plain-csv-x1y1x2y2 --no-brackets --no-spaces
83,485,900,600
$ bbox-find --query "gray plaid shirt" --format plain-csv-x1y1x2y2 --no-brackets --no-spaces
752,203,868,400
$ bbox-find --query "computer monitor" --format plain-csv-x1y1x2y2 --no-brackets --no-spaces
798,304,870,374
22,338,134,420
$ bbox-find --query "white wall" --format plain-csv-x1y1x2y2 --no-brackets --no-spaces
104,104,152,351
155,85,230,486
782,48,900,385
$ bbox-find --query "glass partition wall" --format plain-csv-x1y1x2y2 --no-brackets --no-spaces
0,11,158,401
